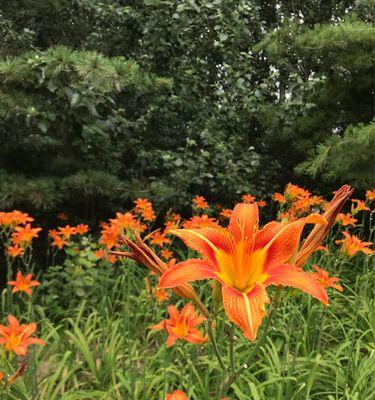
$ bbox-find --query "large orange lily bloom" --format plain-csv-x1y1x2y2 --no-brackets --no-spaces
159,203,328,341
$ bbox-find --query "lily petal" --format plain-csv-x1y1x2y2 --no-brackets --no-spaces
159,259,216,289
264,264,328,305
229,203,259,244
264,214,326,269
170,227,234,267
222,283,269,341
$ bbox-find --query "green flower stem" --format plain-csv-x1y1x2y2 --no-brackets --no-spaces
218,287,283,397
206,319,227,373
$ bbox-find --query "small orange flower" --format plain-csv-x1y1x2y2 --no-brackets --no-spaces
351,199,370,214
242,194,255,203
150,303,207,347
6,245,24,258
11,224,41,245
257,200,266,207
134,198,156,221
57,212,69,221
154,288,169,302
335,232,373,258
336,213,357,227
365,189,375,201
51,235,68,250
8,272,40,297
285,183,310,200
273,192,286,203
193,196,209,209
0,315,45,356
75,224,89,235
161,248,173,260
182,215,218,229
220,208,232,219
58,225,77,239
166,391,188,400
311,265,343,292
150,231,171,247
0,211,33,227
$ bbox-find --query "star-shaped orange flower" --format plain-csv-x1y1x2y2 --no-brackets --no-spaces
8,272,40,297
0,315,45,356
150,303,207,347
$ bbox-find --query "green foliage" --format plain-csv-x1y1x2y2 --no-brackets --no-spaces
0,1,373,218
296,122,375,188
2,246,374,399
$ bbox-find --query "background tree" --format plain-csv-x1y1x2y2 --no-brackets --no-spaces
0,0,372,221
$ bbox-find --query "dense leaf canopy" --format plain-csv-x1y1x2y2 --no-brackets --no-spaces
0,0,373,221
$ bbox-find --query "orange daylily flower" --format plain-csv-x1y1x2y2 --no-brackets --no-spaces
134,198,156,221
150,303,207,347
154,288,169,302
0,211,33,227
11,224,41,245
193,196,209,209
351,199,370,214
159,203,328,341
6,245,24,258
365,189,375,201
161,248,173,260
149,231,171,247
183,215,218,229
0,315,45,356
58,225,77,239
335,232,373,258
166,390,188,400
336,213,357,227
242,194,255,204
257,200,266,207
220,208,232,219
57,212,69,221
311,265,343,292
285,183,310,200
75,223,89,235
8,272,40,297
273,192,286,203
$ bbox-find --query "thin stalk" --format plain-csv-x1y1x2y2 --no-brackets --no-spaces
219,288,282,397
229,331,235,374
206,319,227,373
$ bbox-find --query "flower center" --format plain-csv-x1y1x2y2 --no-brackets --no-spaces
173,321,189,337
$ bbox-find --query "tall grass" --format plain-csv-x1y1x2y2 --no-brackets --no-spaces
2,250,373,400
